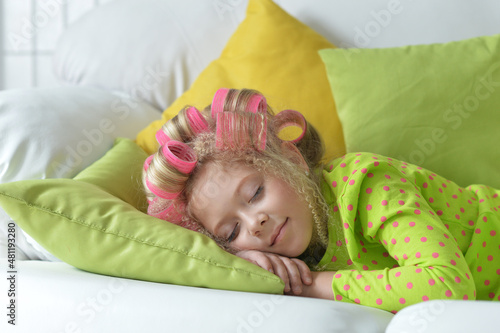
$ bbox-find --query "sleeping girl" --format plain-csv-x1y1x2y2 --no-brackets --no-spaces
142,88,500,312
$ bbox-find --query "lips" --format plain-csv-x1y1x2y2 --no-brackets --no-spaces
271,218,288,246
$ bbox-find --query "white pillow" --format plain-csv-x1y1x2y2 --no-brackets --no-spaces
54,0,500,112
0,86,161,260
0,86,159,181
386,300,500,333
53,0,247,110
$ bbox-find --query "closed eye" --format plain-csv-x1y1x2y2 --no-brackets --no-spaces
227,185,263,242
227,223,239,243
250,186,263,203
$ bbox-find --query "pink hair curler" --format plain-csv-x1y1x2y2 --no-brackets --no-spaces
246,94,267,114
145,140,197,199
186,106,209,134
211,88,230,118
156,106,208,146
143,154,154,171
273,109,307,143
148,198,199,231
215,112,267,151
162,140,197,174
212,88,268,151
155,129,170,146
211,88,267,119
146,178,179,200
148,197,183,222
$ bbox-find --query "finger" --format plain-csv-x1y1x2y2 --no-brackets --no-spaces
237,251,275,274
252,252,276,274
281,258,304,295
268,255,291,293
291,258,312,285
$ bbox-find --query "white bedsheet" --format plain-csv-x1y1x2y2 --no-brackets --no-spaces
1,260,393,333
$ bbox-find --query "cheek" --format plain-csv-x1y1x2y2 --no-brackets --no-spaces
230,240,245,252
291,191,312,217
296,197,314,234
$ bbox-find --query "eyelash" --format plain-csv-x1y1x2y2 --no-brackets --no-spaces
227,185,264,242
250,186,263,203
227,223,239,243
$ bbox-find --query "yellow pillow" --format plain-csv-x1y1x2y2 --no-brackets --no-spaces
136,0,344,160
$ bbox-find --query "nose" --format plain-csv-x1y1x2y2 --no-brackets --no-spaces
245,212,269,237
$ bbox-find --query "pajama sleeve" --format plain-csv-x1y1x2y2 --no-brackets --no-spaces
324,153,475,312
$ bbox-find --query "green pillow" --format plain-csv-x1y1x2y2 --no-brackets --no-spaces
319,33,500,188
0,138,283,293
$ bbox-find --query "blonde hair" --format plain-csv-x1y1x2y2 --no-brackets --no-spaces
142,89,331,260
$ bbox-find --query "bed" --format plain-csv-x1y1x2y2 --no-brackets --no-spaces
1,0,500,332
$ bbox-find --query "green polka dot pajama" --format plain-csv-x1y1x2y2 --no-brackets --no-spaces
318,153,500,312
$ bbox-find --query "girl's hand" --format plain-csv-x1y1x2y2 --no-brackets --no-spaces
235,250,312,295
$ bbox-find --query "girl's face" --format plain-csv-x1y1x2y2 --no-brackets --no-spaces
189,162,314,257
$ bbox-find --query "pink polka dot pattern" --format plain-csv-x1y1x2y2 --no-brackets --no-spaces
322,152,500,311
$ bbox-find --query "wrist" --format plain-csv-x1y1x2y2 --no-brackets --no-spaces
301,271,335,300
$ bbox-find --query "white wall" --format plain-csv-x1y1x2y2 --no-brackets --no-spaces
0,0,113,91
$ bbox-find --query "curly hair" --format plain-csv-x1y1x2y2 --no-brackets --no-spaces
142,88,332,261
